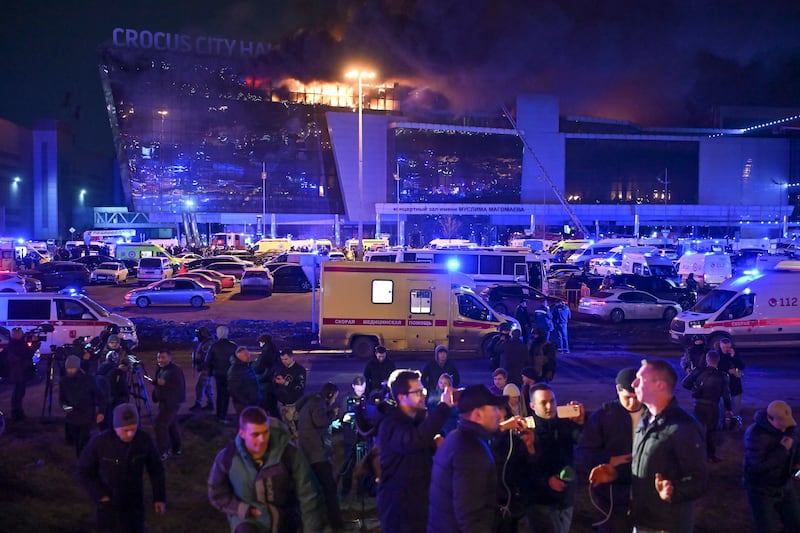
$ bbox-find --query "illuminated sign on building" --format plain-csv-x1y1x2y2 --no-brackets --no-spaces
111,28,270,57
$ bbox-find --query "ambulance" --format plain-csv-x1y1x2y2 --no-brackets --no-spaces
0,293,137,354
669,261,800,348
318,262,518,358
676,251,732,288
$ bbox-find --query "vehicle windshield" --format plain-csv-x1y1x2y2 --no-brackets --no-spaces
76,295,111,317
98,263,119,269
649,265,677,277
692,289,737,313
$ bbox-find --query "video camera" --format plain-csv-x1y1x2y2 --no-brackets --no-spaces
24,324,54,350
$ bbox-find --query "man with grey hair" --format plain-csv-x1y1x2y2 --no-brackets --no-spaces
206,325,237,423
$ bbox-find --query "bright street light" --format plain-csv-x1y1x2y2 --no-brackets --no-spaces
345,68,375,259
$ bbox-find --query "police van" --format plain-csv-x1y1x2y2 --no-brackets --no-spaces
669,261,800,348
0,293,137,354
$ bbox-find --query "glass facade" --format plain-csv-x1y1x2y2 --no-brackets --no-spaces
99,46,346,215
394,128,523,204
565,139,699,204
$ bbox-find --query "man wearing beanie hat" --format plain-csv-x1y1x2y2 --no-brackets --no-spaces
78,403,167,531
421,345,460,394
577,368,645,533
428,385,521,532
743,400,800,532
59,355,104,457
206,325,237,423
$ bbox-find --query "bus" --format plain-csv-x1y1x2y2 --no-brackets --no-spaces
211,232,250,250
396,248,548,293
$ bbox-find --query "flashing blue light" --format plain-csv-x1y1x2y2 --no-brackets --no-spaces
742,270,759,276
446,258,460,271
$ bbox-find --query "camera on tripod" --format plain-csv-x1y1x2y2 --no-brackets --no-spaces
24,323,54,349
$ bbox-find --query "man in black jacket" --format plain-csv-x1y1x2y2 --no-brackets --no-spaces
593,359,707,532
377,370,455,533
363,345,395,394
152,350,186,460
577,368,644,533
296,382,344,530
206,325,237,423
78,403,166,532
421,345,460,393
743,400,800,533
527,383,585,533
681,350,732,462
60,355,105,457
272,349,306,439
228,346,260,417
427,385,510,533
6,327,35,422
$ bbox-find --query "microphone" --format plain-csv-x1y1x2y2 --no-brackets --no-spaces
559,466,575,483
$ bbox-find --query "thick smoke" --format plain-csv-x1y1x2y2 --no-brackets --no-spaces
232,0,800,127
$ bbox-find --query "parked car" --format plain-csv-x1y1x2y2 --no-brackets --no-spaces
20,261,91,290
239,268,274,295
90,262,129,285
174,272,222,293
270,264,313,292
578,288,681,323
203,262,248,279
124,278,215,308
72,255,117,271
186,256,253,270
174,252,203,261
119,259,139,277
479,283,560,315
606,274,697,310
191,269,236,289
0,272,28,293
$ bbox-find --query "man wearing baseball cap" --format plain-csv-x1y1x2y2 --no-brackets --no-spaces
743,400,800,532
78,403,166,532
428,385,520,532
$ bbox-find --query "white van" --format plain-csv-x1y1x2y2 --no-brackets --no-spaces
621,252,678,279
137,256,174,285
0,293,137,354
669,264,800,348
677,252,732,288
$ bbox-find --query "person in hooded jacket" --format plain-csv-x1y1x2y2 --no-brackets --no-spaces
296,382,344,530
95,350,130,430
421,345,460,393
743,400,800,533
208,406,325,533
680,335,708,374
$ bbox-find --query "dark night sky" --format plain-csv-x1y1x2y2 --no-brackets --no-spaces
2,0,800,159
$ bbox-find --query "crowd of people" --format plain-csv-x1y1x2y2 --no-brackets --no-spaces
2,321,798,533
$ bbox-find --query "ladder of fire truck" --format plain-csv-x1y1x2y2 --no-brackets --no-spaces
501,104,590,238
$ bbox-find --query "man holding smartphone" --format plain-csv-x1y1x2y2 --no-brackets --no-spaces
743,400,800,532
526,383,585,533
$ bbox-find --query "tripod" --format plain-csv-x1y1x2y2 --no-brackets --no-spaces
40,354,61,418
127,361,153,423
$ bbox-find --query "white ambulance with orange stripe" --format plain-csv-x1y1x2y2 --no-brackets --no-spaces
319,262,518,358
669,261,800,348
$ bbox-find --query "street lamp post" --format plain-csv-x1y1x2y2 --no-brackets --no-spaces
394,161,401,246
346,69,375,259
157,109,168,212
261,162,267,238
